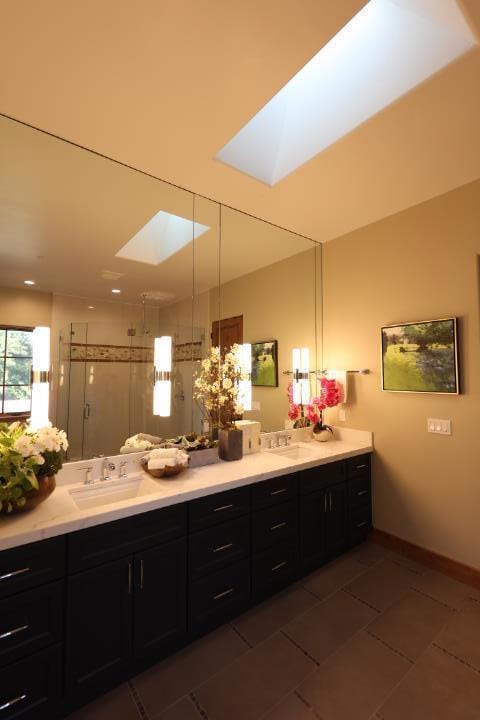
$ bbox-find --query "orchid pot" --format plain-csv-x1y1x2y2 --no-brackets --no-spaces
312,423,334,442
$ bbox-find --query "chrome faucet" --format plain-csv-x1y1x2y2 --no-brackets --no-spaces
101,458,116,481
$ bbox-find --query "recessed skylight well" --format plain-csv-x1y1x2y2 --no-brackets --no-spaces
216,0,477,185
116,210,210,266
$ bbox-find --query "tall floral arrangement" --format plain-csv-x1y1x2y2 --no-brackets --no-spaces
286,376,340,433
194,344,249,431
0,423,69,513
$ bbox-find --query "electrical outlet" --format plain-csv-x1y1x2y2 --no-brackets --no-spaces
252,401,261,411
427,418,451,435
339,408,346,422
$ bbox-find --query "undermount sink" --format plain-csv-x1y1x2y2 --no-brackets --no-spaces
265,443,314,460
68,474,159,511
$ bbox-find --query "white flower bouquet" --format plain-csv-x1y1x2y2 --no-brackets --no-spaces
0,422,69,513
194,345,249,431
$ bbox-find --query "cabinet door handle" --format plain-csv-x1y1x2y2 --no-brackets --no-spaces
356,521,368,528
213,587,234,601
0,567,30,582
213,543,233,554
128,562,132,594
140,559,144,590
270,522,287,531
271,560,288,572
324,494,327,513
0,624,29,641
213,503,234,513
356,464,367,470
0,693,27,711
329,492,332,512
357,490,368,497
270,488,287,496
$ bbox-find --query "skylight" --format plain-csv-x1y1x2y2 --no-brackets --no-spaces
115,211,210,266
215,0,477,186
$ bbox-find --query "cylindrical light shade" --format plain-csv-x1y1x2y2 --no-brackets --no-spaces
153,336,172,417
30,326,51,430
292,347,310,405
237,343,252,412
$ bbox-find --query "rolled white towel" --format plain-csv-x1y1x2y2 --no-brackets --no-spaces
148,448,179,459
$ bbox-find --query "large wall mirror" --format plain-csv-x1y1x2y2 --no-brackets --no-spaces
0,114,321,460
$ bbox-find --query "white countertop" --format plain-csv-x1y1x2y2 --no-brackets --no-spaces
0,427,372,551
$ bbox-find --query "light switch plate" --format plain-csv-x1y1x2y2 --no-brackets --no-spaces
427,418,451,435
339,408,346,422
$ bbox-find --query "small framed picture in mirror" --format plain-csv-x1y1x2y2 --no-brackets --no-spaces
252,341,278,387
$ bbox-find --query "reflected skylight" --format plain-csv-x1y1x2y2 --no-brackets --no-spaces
116,211,210,266
216,0,477,185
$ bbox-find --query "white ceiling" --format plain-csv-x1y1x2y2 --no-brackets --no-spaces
0,0,480,243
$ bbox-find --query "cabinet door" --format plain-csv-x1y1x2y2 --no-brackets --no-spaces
65,557,132,704
133,539,187,667
325,482,348,558
300,489,327,573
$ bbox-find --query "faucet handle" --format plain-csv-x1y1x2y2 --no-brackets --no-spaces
119,460,128,477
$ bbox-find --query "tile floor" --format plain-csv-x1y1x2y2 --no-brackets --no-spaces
67,541,480,720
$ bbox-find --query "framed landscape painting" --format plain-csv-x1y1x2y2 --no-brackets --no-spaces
252,340,278,387
381,318,459,394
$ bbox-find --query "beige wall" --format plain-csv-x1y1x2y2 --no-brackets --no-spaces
0,287,52,327
323,179,480,570
211,247,321,432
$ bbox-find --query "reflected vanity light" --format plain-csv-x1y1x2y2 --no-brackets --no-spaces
153,336,172,417
30,326,51,430
238,343,252,412
292,347,310,405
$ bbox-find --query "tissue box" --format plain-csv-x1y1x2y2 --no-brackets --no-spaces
235,420,261,455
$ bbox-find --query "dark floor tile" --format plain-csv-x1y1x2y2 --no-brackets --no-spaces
66,684,140,720
232,585,318,646
347,541,389,566
378,645,480,720
132,625,248,717
298,631,411,720
194,633,315,720
367,589,453,661
411,569,473,609
159,697,201,720
283,590,376,665
344,559,415,612
302,555,367,600
261,691,318,720
435,598,480,671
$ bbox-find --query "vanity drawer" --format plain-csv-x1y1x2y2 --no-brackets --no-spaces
0,537,65,601
0,644,62,720
252,473,298,510
299,461,346,496
349,505,372,546
189,559,250,636
0,581,63,668
347,454,371,479
188,486,250,532
188,516,251,580
252,500,298,552
68,504,187,572
252,539,298,598
348,474,372,510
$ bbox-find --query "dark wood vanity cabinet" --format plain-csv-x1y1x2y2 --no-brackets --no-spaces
1,452,371,718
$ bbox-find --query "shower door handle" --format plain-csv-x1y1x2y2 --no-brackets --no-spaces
83,403,90,420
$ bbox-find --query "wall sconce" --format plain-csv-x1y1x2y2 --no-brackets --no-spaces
292,347,310,405
238,343,252,412
153,336,172,417
30,326,51,430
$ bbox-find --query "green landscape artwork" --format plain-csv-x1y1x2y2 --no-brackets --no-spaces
252,341,278,387
381,319,458,394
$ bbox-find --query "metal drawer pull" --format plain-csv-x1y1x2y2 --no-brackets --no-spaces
0,624,29,641
356,521,368,528
357,490,368,497
356,464,367,470
213,504,234,512
271,561,288,572
140,559,144,590
270,488,287,496
213,543,233,553
0,694,27,711
270,522,287,531
0,567,30,582
213,587,234,601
